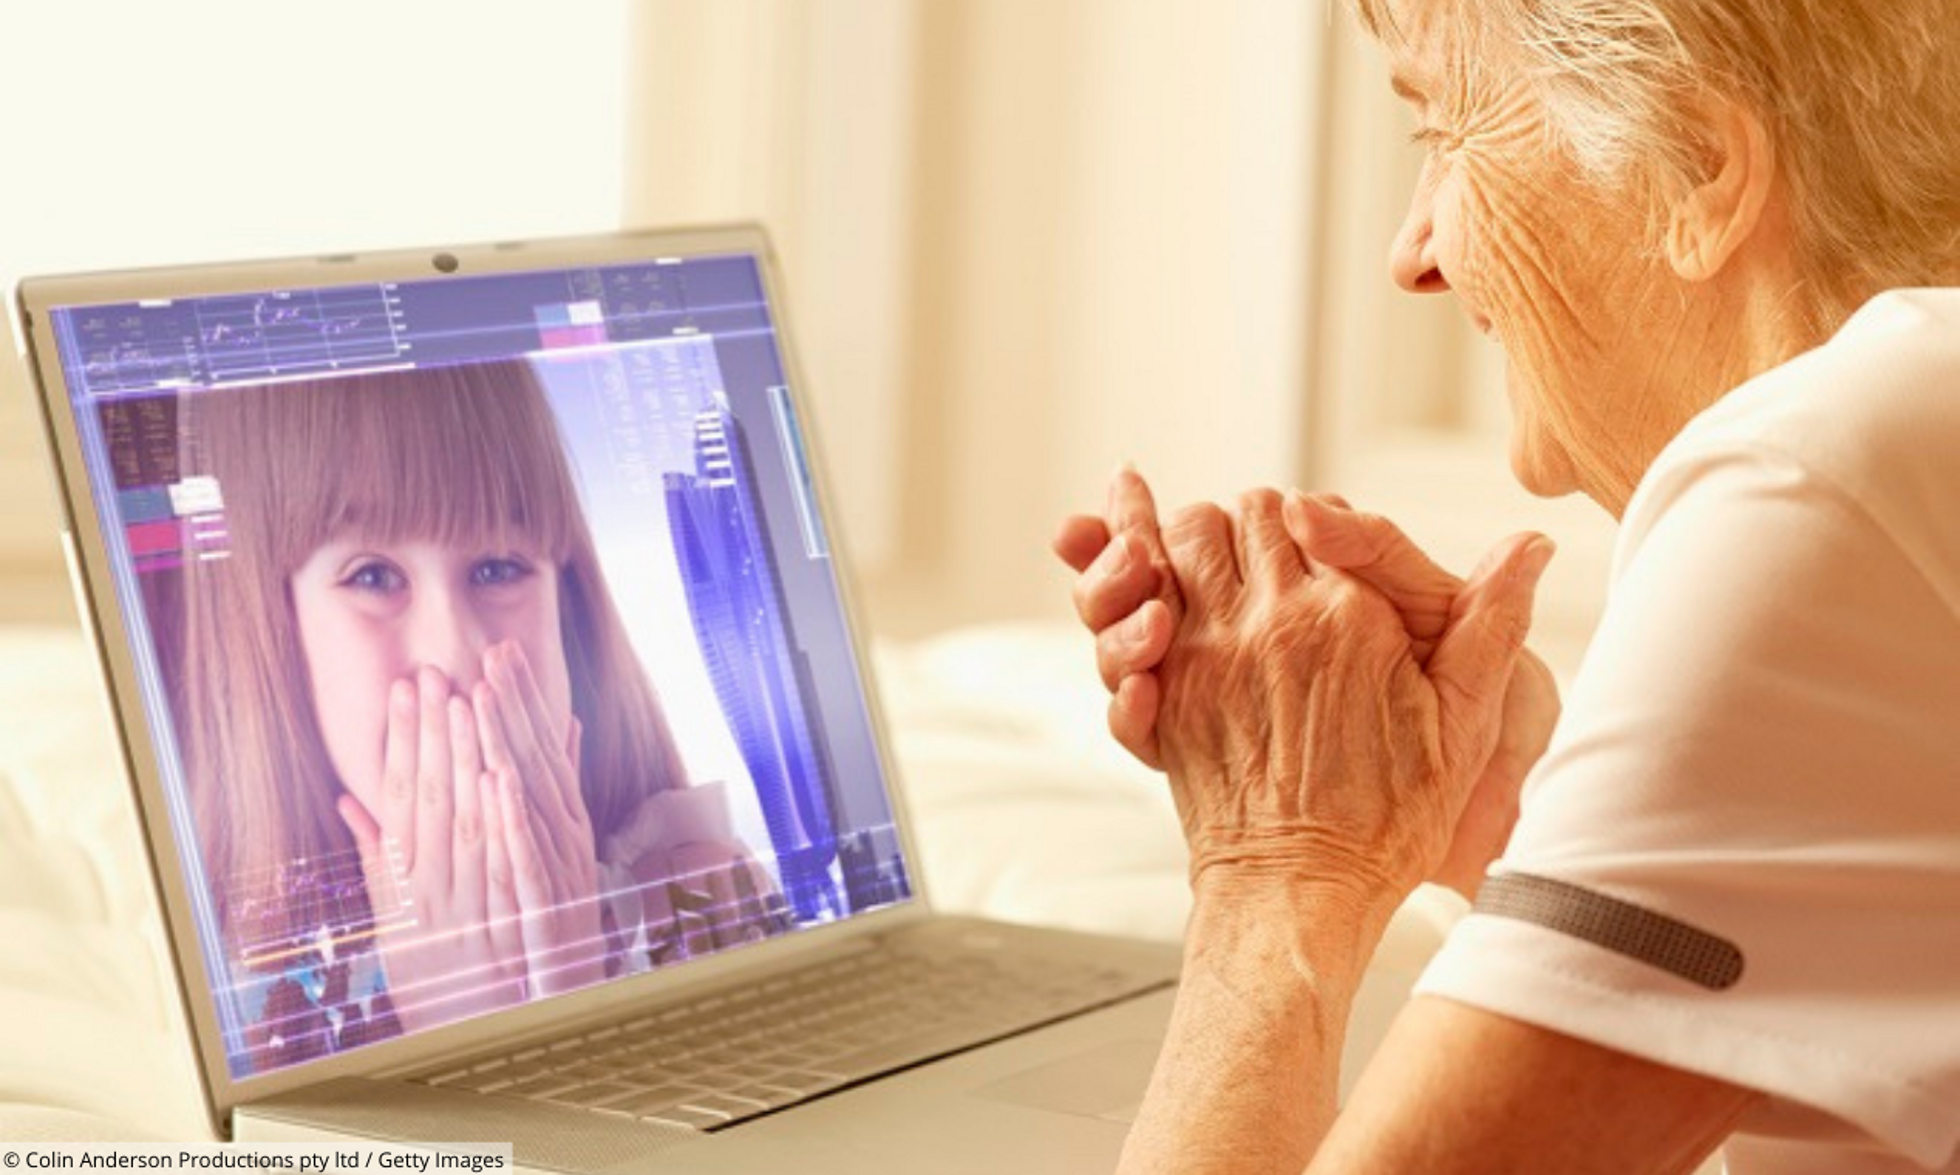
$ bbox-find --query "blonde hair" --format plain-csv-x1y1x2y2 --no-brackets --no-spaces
1353,0,1960,331
172,358,687,959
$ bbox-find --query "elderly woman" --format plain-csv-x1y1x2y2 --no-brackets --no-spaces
1055,1,1960,1173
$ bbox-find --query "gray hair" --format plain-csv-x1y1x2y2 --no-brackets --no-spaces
1356,0,1960,332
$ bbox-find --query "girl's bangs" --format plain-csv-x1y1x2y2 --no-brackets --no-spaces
250,359,582,567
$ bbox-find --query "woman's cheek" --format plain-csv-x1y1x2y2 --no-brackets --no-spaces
1438,160,1591,497
1431,161,1511,316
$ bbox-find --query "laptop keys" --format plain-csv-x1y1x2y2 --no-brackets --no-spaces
411,944,1162,1131
501,1074,583,1100
547,1081,645,1109
642,1105,729,1130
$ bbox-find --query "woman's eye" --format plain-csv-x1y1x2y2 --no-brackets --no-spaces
1408,126,1450,150
342,561,406,594
470,557,532,588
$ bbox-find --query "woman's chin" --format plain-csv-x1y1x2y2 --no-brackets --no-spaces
1502,367,1575,498
1508,424,1578,500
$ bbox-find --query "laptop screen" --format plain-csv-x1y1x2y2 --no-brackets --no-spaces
42,250,914,1079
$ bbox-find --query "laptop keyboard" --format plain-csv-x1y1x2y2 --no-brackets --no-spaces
409,945,1163,1131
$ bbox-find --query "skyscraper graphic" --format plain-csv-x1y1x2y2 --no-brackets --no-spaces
665,393,844,923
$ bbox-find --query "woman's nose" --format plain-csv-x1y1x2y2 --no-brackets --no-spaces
406,591,491,694
1389,171,1452,295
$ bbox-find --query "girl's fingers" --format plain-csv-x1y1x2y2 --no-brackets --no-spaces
473,680,515,774
337,791,382,854
336,792,401,917
414,666,454,897
500,642,587,833
448,696,487,927
496,770,572,984
474,678,571,883
496,772,554,915
380,677,419,872
481,647,584,873
478,771,524,964
474,680,562,879
484,644,551,774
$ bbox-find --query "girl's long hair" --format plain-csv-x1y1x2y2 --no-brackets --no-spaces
172,358,687,961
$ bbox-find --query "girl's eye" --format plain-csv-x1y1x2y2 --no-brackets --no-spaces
342,561,406,594
470,557,532,588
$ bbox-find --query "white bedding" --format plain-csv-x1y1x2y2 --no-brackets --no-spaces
0,620,1462,1141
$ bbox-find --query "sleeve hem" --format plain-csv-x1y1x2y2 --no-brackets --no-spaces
1414,915,1958,1169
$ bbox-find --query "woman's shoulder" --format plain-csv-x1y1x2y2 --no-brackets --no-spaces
1622,287,1960,606
1676,287,1959,469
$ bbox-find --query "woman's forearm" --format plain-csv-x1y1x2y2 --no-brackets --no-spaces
1117,877,1398,1175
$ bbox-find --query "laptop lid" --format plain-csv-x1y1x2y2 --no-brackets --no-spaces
14,225,926,1129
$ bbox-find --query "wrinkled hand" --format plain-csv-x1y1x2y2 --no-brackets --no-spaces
1280,495,1560,898
1133,490,1554,903
1434,647,1557,898
1054,468,1183,768
1057,475,1560,898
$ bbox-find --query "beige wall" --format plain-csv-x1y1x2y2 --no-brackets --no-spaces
0,1,629,627
0,358,67,622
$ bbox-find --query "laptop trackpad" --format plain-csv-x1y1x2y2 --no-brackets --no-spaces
967,1039,1160,1124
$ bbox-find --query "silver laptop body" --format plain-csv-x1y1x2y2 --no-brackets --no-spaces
14,225,1182,1175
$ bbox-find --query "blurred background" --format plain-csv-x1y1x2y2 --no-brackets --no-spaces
0,0,1617,677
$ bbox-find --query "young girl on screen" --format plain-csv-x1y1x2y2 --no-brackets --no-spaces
169,358,788,1072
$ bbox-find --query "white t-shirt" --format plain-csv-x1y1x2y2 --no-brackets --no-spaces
1416,289,1960,1175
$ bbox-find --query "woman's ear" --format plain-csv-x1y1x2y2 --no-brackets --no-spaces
1667,96,1776,282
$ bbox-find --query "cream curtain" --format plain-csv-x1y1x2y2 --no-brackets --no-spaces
625,0,1333,634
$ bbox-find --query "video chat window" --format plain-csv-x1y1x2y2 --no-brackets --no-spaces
51,256,912,1078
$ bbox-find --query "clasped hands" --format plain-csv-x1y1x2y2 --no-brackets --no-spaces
1055,470,1560,910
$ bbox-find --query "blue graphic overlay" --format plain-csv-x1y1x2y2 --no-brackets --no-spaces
666,396,843,923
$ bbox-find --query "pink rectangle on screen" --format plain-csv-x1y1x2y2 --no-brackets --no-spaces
126,519,183,557
540,326,607,349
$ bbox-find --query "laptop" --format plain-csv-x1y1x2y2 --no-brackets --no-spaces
13,225,1186,1173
